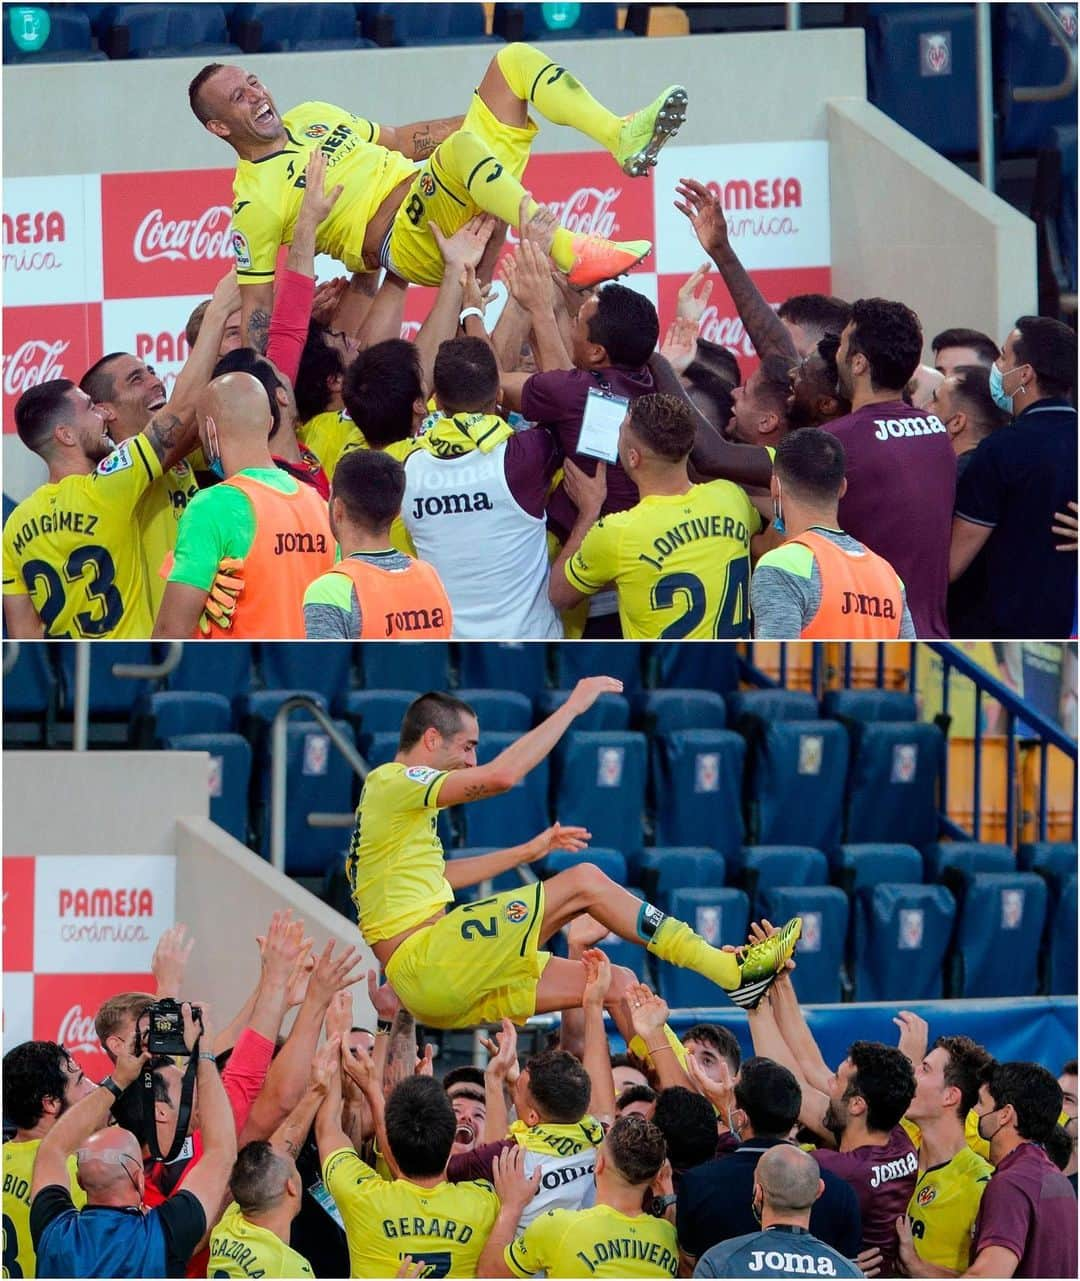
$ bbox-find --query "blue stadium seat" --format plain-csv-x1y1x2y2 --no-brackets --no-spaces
494,2,631,39
3,4,106,62
362,2,496,45
233,2,374,51
256,719,357,874
759,886,849,1004
852,883,957,1001
833,843,924,894
654,888,750,1007
554,644,642,695
1018,840,1078,897
361,643,451,691
460,731,549,847
864,4,978,154
446,848,534,905
950,872,1048,998
639,690,728,736
163,643,254,699
637,847,726,912
727,689,819,730
997,2,1079,155
653,730,745,857
540,689,631,732
261,644,354,710
456,689,534,733
238,689,330,741
844,722,943,847
650,645,739,695
738,846,828,909
1047,875,1077,995
99,3,243,57
553,731,646,865
923,842,1015,889
822,689,918,724
166,732,251,845
138,691,232,744
746,720,848,850
342,690,418,755
546,846,627,886
458,643,549,704
3,643,56,743
57,645,154,716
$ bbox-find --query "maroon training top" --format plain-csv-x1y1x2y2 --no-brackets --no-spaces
828,400,956,638
972,1141,1079,1278
814,1125,918,1277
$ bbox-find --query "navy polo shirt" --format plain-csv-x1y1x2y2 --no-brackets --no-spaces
954,398,1078,638
676,1137,862,1261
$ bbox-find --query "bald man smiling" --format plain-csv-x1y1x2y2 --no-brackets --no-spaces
153,371,334,639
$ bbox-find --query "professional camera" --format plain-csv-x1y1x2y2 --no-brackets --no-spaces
136,999,202,1057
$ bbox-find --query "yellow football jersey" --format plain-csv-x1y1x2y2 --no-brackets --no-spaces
299,410,365,483
136,459,199,614
506,1205,679,1279
323,1147,498,1278
347,762,453,944
231,102,417,283
2,433,162,637
3,1140,85,1278
207,1201,314,1279
906,1145,992,1274
565,482,759,640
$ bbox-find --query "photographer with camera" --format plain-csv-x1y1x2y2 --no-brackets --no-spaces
29,1003,236,1279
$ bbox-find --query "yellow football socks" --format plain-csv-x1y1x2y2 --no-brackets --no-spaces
646,916,741,990
496,42,622,155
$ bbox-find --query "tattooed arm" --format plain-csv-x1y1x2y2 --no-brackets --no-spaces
377,116,466,161
240,280,275,353
269,1037,341,1161
436,675,623,807
144,270,243,470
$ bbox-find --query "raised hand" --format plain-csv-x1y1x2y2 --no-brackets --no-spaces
311,1035,341,1094
677,263,714,324
518,192,559,256
503,239,555,314
311,276,347,324
259,910,309,986
673,178,730,259
582,948,612,1011
366,970,401,1023
687,1050,734,1115
182,1000,213,1056
432,214,497,272
307,939,366,1008
285,943,316,1008
209,268,242,318
492,1144,541,1211
299,146,344,226
567,914,610,954
519,822,591,865
627,982,669,1040
481,1018,519,1084
893,1011,929,1068
660,316,699,376
565,674,624,715
151,923,194,998
340,1039,379,1098
324,989,353,1046
562,457,607,519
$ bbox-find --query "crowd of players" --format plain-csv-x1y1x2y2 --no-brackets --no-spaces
3,913,1077,1279
3,145,1076,643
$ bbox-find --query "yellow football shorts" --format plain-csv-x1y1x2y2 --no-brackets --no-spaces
384,882,551,1028
387,90,538,287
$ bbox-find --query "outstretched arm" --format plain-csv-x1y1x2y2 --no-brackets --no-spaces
747,992,832,1143
445,823,590,889
436,675,624,807
673,178,797,366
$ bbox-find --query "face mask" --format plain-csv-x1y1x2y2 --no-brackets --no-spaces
208,457,225,480
989,363,1017,414
772,482,785,534
751,1193,763,1225
977,1107,1003,1142
726,1107,743,1142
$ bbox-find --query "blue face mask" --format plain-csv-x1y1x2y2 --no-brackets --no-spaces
989,363,1016,414
208,456,225,480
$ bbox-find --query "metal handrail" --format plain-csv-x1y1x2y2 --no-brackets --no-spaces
975,2,996,190
110,643,184,680
269,696,370,874
1013,3,1078,102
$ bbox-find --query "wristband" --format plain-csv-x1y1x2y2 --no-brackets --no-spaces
100,1076,124,1100
376,1019,393,1035
459,307,484,326
199,1052,217,1063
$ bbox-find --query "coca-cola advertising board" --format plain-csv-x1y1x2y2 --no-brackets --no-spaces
2,854,176,1077
2,174,103,307
2,302,102,435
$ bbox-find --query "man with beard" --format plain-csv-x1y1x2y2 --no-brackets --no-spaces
2,1042,97,1278
78,353,200,615
786,334,850,430
2,273,237,638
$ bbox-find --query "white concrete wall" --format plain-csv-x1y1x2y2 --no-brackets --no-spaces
827,99,1037,352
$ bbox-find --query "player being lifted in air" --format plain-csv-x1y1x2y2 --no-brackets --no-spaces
188,44,688,348
347,680,802,1031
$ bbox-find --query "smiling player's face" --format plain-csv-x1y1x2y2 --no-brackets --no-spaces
436,715,480,771
204,66,285,145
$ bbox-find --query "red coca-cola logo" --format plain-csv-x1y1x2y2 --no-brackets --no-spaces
102,168,236,299
2,303,101,433
35,973,155,1082
2,339,70,397
511,150,655,251
2,857,35,973
57,1004,101,1056
133,205,233,265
